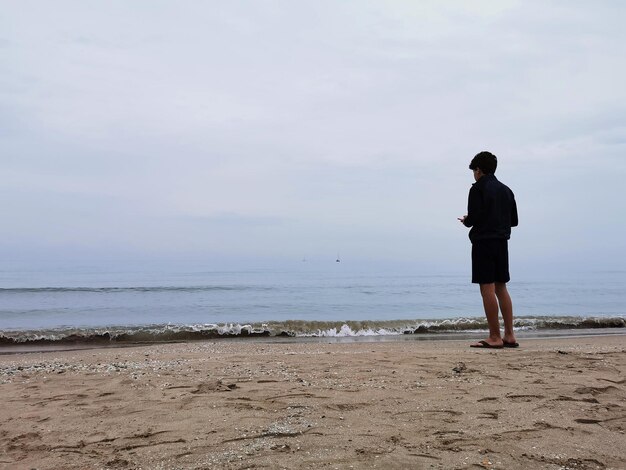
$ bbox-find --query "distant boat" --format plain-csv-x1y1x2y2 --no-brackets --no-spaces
336,253,341,263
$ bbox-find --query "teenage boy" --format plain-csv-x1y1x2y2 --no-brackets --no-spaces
458,151,519,348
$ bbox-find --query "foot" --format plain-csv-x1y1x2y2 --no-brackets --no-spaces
503,335,518,347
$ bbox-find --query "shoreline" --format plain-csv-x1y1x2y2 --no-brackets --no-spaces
0,327,624,355
1,335,625,469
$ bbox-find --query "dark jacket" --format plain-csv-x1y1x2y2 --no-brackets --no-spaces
463,174,518,243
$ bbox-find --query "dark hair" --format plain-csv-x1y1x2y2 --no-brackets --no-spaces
469,151,497,174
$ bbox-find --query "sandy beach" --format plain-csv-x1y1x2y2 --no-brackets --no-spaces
1,335,624,470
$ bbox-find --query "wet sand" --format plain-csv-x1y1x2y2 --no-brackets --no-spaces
1,335,625,469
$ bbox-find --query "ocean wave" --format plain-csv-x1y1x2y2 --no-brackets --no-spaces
0,285,273,294
0,316,624,346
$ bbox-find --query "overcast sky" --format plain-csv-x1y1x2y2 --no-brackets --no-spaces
2,1,625,273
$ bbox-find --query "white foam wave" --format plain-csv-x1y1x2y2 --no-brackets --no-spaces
306,324,403,337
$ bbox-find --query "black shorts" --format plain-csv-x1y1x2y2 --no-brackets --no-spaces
471,239,510,284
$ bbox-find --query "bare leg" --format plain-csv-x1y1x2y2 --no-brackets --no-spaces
473,283,503,347
495,282,516,344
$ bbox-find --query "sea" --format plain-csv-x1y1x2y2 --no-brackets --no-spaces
1,263,624,347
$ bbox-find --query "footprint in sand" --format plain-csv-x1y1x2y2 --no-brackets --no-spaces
192,380,238,393
505,394,545,403
574,385,620,396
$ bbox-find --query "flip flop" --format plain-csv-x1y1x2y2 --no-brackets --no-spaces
503,341,520,348
470,340,503,349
